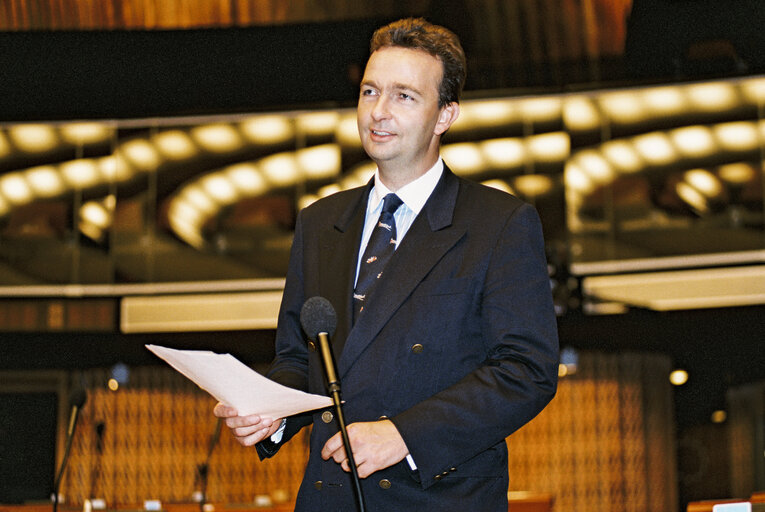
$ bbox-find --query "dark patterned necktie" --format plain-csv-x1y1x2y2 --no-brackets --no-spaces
353,193,404,321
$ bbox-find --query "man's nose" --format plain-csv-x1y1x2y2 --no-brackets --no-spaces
371,96,391,119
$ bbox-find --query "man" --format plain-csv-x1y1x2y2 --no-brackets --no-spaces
215,17,558,511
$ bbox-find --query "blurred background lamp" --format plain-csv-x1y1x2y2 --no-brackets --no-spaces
442,143,484,175
669,369,689,386
602,140,642,173
528,132,569,163
563,96,600,131
558,347,579,377
634,132,676,166
9,124,58,152
514,174,553,197
711,410,727,424
260,153,299,186
687,82,738,111
61,122,111,145
26,166,65,197
0,173,33,204
61,159,100,188
642,86,686,116
482,138,526,169
120,139,161,171
241,115,294,144
335,114,362,147
110,362,130,385
296,111,339,137
297,144,341,179
154,130,198,160
225,164,268,195
191,123,242,153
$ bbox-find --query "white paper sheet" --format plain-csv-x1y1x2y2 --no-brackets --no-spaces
146,344,332,419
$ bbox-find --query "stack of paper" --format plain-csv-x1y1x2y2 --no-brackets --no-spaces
146,344,332,419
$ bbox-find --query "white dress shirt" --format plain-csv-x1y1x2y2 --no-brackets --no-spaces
355,159,444,285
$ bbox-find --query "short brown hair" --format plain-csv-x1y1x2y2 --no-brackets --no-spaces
369,18,466,107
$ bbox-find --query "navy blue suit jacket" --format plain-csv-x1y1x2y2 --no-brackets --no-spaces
259,167,559,511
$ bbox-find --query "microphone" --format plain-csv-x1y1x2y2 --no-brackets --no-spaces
53,386,87,512
300,296,339,393
300,297,365,512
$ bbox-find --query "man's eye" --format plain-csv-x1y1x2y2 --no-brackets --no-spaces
361,88,376,96
400,93,413,100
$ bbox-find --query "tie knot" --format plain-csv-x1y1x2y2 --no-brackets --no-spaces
381,193,403,216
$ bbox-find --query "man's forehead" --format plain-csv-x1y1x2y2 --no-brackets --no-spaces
368,45,441,65
363,47,443,86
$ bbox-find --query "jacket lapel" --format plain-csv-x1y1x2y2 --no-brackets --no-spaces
318,183,372,356
338,168,465,378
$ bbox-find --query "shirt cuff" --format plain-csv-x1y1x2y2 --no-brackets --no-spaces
270,418,287,443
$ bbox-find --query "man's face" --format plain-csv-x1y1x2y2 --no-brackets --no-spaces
357,46,456,175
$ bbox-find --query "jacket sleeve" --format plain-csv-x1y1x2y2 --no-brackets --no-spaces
256,210,313,458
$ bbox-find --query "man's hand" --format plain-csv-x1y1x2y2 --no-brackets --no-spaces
321,419,409,478
213,402,282,447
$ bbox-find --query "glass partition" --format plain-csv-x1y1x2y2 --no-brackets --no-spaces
0,76,762,296
564,78,765,274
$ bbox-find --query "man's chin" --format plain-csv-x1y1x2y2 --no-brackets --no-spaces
361,144,397,163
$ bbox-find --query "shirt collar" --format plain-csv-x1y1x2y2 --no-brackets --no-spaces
370,159,444,215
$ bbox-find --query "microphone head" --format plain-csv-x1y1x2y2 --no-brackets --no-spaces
69,386,87,408
300,296,337,339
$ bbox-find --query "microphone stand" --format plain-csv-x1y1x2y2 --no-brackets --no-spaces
52,420,76,512
53,390,86,512
317,331,366,512
197,417,222,512
88,422,105,501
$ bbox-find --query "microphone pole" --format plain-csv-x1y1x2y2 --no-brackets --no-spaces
89,421,105,500
197,417,222,512
301,297,366,512
53,386,87,512
317,330,365,509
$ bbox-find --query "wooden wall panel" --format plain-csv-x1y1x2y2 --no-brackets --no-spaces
505,351,677,512
57,350,677,511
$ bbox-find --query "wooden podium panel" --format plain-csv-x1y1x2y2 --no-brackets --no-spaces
508,491,554,512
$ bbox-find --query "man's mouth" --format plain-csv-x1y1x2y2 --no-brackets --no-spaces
371,129,393,136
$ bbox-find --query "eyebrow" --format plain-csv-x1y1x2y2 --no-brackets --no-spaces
361,79,424,97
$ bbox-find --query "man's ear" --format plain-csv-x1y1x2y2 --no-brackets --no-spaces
434,102,460,136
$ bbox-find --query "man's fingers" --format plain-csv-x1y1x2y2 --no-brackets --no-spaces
321,420,408,477
321,432,347,462
213,402,278,448
213,402,238,418
238,428,270,446
339,455,370,475
231,421,265,438
224,414,271,429
356,462,370,479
